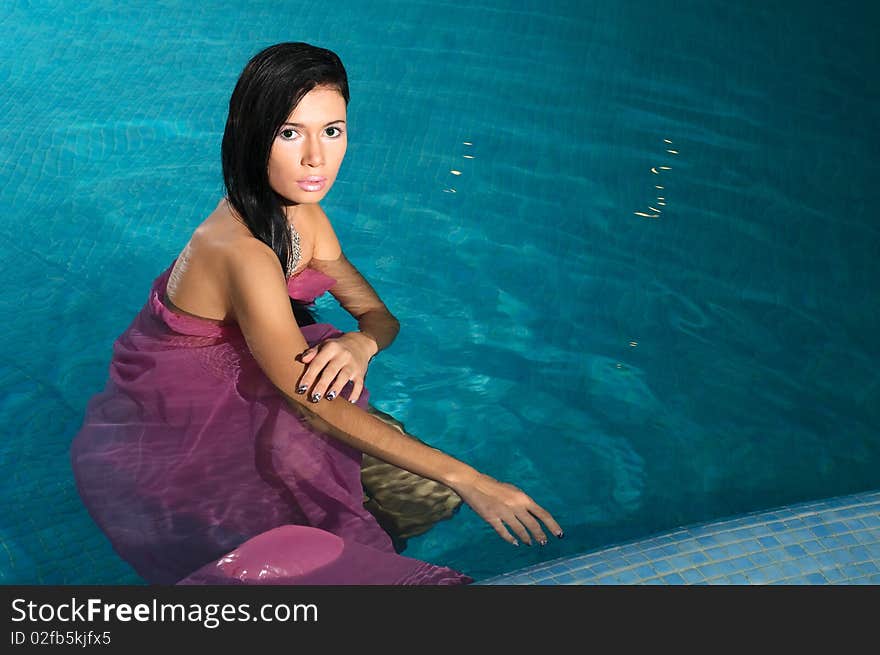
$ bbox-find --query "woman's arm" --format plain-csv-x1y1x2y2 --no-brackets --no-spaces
297,204,400,403
309,204,399,353
226,241,562,546
313,251,400,354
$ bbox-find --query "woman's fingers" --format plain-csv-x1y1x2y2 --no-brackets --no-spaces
311,365,353,402
527,502,564,539
515,510,548,546
463,476,564,548
490,517,520,546
297,345,347,401
502,513,533,546
296,336,374,403
348,377,364,404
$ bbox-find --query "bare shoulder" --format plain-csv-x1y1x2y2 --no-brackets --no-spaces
307,203,343,260
196,199,285,286
166,201,285,323
223,236,284,285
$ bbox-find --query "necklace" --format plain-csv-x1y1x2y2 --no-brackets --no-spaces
287,223,302,277
225,199,302,277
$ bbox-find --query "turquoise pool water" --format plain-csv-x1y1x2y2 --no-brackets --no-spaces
0,0,878,583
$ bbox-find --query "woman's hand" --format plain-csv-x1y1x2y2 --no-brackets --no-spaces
296,332,378,404
451,471,563,547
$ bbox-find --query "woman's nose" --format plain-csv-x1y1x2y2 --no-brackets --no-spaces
302,137,324,167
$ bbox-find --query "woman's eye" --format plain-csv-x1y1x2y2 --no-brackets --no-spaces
325,126,342,137
280,129,297,140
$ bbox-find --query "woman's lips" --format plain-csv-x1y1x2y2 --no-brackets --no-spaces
296,176,326,192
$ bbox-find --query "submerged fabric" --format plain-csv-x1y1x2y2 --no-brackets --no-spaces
70,259,471,585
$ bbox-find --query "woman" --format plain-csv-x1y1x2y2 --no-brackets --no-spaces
71,42,561,585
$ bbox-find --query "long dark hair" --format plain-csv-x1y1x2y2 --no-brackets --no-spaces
221,42,349,323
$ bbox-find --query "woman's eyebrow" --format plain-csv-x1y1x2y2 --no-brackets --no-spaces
282,120,346,128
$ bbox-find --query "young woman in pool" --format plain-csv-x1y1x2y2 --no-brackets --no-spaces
70,42,562,585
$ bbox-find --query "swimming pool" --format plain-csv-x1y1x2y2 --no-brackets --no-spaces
1,0,878,583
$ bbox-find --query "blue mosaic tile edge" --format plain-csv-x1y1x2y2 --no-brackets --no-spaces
478,489,880,585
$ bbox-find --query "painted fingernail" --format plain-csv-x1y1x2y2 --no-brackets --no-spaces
538,538,548,546
326,390,337,400
310,393,321,403
512,539,519,547
556,531,564,539
296,385,307,394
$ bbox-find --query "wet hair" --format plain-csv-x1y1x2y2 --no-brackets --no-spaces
221,42,349,284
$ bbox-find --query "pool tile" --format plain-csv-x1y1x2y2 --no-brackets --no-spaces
605,556,629,571
651,558,674,574
848,545,870,562
854,530,878,545
764,547,787,562
744,567,770,584
810,524,832,538
657,544,681,557
679,568,705,583
800,540,825,555
590,561,612,575
705,545,732,560
624,551,650,565
738,538,764,553
633,564,656,579
613,569,643,584
546,563,571,576
818,536,844,550
759,564,785,583
662,572,685,585
836,533,859,546
728,556,752,572
773,576,810,584
698,561,735,579
715,529,749,545
687,551,709,566
855,561,879,575
777,528,814,546
812,551,837,568
696,535,720,547
749,551,773,567
783,519,808,532
618,543,643,557
865,544,880,559
848,576,875,585
841,518,866,531
779,561,802,578
784,544,806,558
840,563,865,580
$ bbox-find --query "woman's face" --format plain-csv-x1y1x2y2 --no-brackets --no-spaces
268,86,347,207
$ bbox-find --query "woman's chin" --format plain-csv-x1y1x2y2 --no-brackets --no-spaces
276,189,331,206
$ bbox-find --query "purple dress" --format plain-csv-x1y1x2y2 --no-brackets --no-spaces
70,260,472,585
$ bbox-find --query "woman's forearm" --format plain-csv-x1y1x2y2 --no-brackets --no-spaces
284,389,477,490
356,308,400,354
